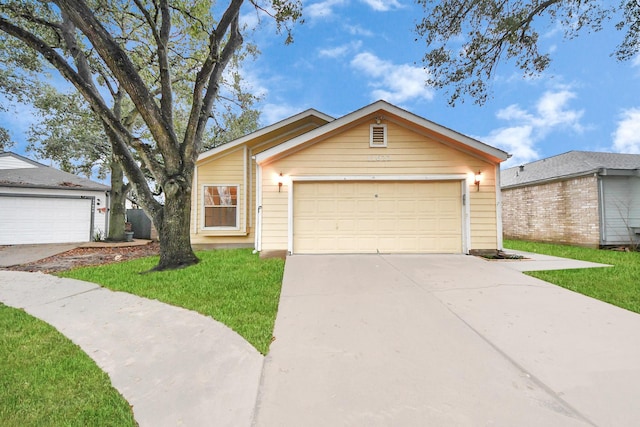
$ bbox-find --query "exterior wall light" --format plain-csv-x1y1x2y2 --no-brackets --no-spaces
474,171,482,191
278,172,283,192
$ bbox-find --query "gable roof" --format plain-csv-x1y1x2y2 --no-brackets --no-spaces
0,152,110,191
0,151,41,169
501,151,640,188
197,108,334,162
255,100,509,165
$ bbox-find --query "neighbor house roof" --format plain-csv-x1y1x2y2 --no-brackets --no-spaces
0,152,110,191
255,100,510,165
501,151,640,188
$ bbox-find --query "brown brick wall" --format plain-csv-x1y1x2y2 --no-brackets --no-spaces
502,175,600,247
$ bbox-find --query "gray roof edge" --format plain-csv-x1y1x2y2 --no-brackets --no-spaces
0,181,110,191
501,150,640,187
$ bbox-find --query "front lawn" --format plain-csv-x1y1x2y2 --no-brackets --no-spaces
0,304,136,426
504,239,640,314
59,248,285,355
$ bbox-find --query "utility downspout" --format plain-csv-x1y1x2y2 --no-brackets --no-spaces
254,160,263,253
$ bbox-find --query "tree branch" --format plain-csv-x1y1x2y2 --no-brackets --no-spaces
132,0,174,128
185,12,243,166
183,0,244,162
53,0,181,174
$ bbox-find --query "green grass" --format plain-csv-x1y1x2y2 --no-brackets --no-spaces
0,304,136,427
59,249,285,355
504,239,640,313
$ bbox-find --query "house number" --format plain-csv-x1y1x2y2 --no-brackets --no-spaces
367,155,390,162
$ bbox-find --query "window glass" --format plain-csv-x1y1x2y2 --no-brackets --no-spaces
204,185,238,227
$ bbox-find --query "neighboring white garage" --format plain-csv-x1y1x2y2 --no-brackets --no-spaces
0,152,109,245
293,180,463,254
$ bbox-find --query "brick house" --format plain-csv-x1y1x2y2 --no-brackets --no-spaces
501,151,640,247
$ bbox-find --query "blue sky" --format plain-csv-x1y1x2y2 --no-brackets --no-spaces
2,0,639,169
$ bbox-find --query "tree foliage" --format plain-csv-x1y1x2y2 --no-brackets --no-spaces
0,0,302,270
415,0,640,105
0,126,11,151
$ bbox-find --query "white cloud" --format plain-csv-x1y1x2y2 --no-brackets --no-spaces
344,24,374,37
319,41,362,58
632,54,640,68
305,0,346,19
350,52,434,103
481,88,584,166
260,103,304,125
359,0,403,11
612,108,640,154
483,125,537,167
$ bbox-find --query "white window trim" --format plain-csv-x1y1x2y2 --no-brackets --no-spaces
370,124,387,147
202,184,241,231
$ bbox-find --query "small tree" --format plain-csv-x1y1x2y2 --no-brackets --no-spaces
0,0,301,270
415,0,640,105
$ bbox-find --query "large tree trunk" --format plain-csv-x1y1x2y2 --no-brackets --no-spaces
151,175,199,271
107,158,127,241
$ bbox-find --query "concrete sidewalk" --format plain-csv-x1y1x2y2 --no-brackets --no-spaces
497,249,612,271
0,271,263,427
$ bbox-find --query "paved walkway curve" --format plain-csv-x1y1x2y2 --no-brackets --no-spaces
0,271,263,427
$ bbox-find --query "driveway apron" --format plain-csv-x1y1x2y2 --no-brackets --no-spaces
253,254,640,427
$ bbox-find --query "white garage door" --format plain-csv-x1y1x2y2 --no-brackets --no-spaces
293,181,462,254
0,195,92,245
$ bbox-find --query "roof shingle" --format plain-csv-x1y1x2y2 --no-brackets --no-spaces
501,151,640,188
0,152,109,191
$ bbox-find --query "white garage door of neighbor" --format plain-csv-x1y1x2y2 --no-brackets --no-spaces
293,181,463,254
0,196,92,245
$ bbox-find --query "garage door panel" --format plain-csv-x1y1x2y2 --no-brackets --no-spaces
316,219,337,232
296,199,317,213
377,200,396,214
337,219,356,231
438,199,459,211
439,218,461,232
397,218,418,232
357,218,376,232
0,196,92,245
293,181,462,254
317,184,337,196
338,200,356,214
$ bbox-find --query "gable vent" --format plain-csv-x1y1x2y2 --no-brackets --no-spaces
370,124,387,147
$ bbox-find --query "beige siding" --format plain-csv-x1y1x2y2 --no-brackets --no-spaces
192,115,329,247
191,148,252,245
261,121,499,252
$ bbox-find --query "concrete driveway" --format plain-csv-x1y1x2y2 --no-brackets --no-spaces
0,243,80,267
254,254,640,426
